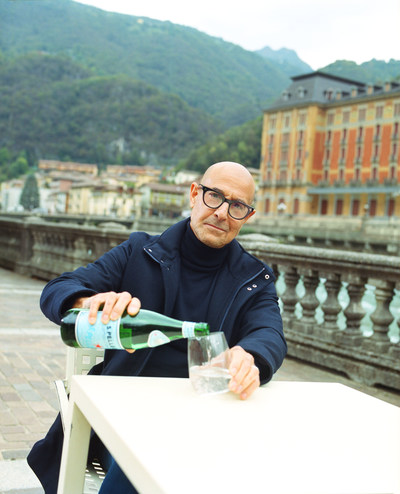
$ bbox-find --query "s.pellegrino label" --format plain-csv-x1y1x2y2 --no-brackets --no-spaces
75,311,123,349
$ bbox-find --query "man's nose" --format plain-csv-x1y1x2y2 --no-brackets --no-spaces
214,201,229,219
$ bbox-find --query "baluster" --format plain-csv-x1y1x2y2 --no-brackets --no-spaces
295,268,320,334
279,265,300,325
364,280,395,352
340,275,367,346
315,272,342,342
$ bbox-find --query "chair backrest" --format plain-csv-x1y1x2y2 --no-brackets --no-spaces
64,347,105,393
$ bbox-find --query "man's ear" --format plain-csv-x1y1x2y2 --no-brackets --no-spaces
189,182,198,208
243,209,256,223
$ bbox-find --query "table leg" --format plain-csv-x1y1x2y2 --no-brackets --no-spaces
57,400,91,494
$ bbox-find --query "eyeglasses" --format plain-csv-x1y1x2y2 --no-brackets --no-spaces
199,184,254,220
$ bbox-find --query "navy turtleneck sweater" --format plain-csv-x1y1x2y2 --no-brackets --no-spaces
141,223,229,377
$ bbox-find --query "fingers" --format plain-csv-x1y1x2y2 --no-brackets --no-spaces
228,346,260,400
77,291,139,324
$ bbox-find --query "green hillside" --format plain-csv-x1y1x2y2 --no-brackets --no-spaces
0,53,222,167
321,59,400,84
0,0,288,127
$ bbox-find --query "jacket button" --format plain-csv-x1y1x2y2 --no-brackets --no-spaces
247,287,252,291
265,274,270,280
252,284,257,288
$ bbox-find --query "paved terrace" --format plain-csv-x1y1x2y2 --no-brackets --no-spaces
0,266,399,493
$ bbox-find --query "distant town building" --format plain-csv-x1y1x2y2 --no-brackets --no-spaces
141,182,189,218
39,160,98,176
259,71,400,217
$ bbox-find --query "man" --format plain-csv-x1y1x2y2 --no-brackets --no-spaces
28,161,287,493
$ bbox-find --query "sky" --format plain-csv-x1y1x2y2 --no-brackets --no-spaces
74,0,400,70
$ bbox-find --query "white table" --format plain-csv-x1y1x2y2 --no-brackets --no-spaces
58,376,400,494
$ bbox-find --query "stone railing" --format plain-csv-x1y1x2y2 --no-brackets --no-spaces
246,215,400,255
239,234,400,390
1,216,399,391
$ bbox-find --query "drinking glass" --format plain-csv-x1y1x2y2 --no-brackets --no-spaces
188,332,231,395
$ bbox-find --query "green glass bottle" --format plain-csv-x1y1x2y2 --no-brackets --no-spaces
60,308,210,350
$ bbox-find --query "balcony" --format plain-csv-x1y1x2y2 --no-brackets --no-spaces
384,177,398,186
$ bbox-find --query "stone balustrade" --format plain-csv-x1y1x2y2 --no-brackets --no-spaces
239,234,400,390
1,216,399,391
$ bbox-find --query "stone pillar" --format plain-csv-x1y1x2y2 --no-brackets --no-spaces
295,268,320,334
314,272,342,342
279,265,300,325
363,280,395,352
339,274,367,346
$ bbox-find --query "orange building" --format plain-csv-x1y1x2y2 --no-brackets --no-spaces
259,71,400,217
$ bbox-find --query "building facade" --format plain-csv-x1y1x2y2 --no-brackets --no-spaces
259,71,400,217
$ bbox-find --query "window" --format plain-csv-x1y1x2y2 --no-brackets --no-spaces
355,168,361,181
264,198,270,213
390,166,396,179
320,199,328,215
351,199,360,216
282,133,290,144
372,167,378,180
297,148,302,161
343,110,350,123
369,199,377,217
327,113,334,126
358,127,363,140
297,87,306,98
325,149,330,162
395,103,400,117
335,199,343,215
393,122,399,137
373,145,379,161
342,128,347,142
392,143,398,161
284,115,291,128
323,169,329,181
339,169,344,181
326,130,332,143
358,108,366,121
375,124,381,139
293,198,300,214
270,117,276,129
299,113,307,126
376,105,384,119
387,198,395,217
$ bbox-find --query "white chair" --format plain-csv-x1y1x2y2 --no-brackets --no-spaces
55,347,106,493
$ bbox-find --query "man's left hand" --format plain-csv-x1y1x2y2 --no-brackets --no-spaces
227,346,260,400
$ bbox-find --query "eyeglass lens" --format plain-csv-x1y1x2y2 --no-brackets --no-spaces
203,188,250,219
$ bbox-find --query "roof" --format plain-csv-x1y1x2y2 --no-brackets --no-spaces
265,70,400,112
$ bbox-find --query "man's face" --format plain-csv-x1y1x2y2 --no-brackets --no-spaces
189,164,255,248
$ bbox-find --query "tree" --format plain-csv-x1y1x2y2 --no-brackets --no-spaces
20,173,40,211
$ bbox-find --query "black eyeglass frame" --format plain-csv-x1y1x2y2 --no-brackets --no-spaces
198,184,255,220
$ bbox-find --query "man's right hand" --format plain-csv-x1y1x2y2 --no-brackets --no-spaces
73,292,141,354
73,291,141,325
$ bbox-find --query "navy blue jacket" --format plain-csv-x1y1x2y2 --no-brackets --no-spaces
28,218,286,492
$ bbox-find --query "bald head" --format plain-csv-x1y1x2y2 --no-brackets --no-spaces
202,162,255,203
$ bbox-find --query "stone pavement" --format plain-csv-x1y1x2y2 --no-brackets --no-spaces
0,266,399,493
